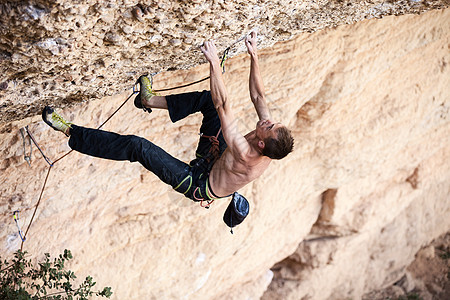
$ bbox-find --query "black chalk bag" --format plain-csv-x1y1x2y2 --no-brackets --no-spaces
223,192,249,234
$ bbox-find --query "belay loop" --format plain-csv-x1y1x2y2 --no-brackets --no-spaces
200,197,214,209
192,186,215,209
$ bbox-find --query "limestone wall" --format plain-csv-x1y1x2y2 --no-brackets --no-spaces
0,4,449,300
0,0,446,126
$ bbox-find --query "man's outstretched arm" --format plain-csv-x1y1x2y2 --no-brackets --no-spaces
246,32,272,121
201,41,250,159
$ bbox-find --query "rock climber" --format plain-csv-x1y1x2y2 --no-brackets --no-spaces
42,32,294,211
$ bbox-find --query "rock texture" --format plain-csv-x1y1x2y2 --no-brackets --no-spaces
0,0,447,127
0,4,449,300
363,232,450,300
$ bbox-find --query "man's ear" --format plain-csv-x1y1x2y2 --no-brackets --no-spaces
257,140,265,150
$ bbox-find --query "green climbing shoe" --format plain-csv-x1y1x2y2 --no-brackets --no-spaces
134,75,156,114
42,106,72,136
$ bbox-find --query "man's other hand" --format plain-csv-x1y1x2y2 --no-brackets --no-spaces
245,31,258,56
201,41,220,65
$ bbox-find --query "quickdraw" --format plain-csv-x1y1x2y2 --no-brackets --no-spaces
19,128,32,167
220,47,230,73
149,35,244,93
13,210,26,242
219,33,247,73
24,125,54,166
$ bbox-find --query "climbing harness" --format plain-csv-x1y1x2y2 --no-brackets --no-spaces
192,182,215,209
18,34,247,249
13,211,26,242
199,128,222,162
194,127,224,208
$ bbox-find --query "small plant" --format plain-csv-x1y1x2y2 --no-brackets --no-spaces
438,250,450,260
0,249,112,300
396,292,423,300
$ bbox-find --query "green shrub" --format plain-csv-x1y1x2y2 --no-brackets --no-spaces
0,249,112,300
396,292,423,300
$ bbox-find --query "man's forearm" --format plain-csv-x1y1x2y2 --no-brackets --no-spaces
209,61,228,110
249,54,265,103
249,53,271,120
201,40,229,112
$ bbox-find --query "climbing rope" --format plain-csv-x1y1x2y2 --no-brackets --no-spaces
200,128,222,162
17,35,247,250
19,91,138,251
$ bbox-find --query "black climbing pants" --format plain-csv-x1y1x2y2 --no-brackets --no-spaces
68,90,228,201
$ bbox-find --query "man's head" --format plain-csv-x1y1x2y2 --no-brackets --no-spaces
255,120,294,159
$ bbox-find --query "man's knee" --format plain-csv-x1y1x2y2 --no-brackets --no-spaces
126,135,152,156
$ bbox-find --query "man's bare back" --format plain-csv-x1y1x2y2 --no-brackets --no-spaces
209,131,272,197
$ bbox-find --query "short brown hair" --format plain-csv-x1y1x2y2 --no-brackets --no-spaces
262,126,294,159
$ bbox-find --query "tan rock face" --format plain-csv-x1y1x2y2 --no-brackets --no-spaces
0,0,447,126
0,6,449,300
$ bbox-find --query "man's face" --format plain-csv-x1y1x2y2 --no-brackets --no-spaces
255,119,283,140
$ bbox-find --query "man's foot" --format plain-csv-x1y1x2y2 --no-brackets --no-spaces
42,106,72,136
134,75,156,114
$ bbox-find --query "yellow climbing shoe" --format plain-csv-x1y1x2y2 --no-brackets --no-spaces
42,106,72,136
134,75,156,114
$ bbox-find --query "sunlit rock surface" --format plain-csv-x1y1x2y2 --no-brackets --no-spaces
0,0,447,126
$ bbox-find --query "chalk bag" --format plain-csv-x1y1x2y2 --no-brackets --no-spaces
223,192,249,234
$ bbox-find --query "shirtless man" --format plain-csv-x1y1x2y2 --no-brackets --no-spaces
42,32,294,210
201,35,293,197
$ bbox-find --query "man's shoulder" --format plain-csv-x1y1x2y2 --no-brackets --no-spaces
232,150,271,173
